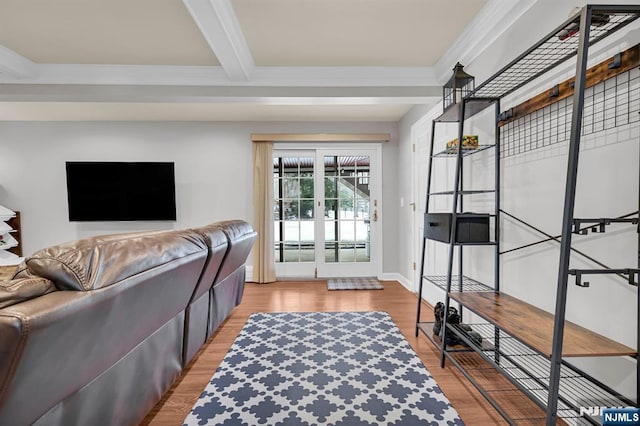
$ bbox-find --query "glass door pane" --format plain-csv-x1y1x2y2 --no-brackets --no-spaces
273,155,314,265
323,155,370,264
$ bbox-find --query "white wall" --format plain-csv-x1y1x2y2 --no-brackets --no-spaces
400,0,640,399
0,120,399,274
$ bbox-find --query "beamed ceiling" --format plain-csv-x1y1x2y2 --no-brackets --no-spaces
0,0,538,121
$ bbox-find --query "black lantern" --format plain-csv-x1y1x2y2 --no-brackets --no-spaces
443,62,474,113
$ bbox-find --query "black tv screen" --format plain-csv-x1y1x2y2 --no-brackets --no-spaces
66,162,176,221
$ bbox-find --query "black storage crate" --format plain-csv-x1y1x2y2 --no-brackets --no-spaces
424,213,490,243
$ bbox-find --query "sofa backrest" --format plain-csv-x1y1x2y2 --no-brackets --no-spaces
214,220,257,284
21,229,207,291
190,225,229,303
0,229,209,425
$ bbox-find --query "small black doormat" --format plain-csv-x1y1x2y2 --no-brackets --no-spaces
183,311,463,425
327,277,383,290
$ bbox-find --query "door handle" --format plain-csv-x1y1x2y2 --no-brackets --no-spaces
373,210,378,222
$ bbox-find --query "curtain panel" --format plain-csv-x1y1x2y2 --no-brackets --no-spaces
252,141,276,283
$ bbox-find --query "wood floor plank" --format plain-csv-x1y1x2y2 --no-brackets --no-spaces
142,281,520,425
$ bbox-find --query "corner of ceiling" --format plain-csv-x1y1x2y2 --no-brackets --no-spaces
434,0,540,84
0,45,38,80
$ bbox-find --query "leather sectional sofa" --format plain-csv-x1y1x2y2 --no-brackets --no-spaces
0,220,256,425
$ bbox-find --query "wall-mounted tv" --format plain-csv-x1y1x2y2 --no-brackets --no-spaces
66,162,176,221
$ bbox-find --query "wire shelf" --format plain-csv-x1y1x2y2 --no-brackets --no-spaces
446,323,635,425
470,9,640,100
432,144,495,158
423,275,494,292
501,67,640,158
429,189,496,196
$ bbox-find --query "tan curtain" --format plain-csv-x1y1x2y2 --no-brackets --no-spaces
252,141,276,283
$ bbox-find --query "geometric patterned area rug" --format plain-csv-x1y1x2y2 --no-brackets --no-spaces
327,277,384,291
183,311,464,425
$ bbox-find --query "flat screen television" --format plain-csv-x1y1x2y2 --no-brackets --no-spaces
66,162,176,221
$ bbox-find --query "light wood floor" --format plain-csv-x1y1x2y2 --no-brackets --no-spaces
142,281,547,425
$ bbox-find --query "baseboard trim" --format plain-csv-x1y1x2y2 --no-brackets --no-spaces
380,273,414,293
247,268,417,292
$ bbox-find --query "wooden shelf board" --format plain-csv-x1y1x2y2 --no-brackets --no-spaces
448,291,636,357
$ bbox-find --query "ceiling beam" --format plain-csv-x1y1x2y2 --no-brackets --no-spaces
0,45,37,79
0,64,436,87
0,83,440,104
182,0,255,81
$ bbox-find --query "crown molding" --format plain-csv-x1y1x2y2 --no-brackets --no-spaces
0,64,437,87
182,0,255,80
0,45,38,79
434,0,539,83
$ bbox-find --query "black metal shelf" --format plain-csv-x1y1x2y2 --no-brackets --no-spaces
429,189,496,196
416,7,640,424
468,7,640,100
432,144,495,158
573,217,639,234
568,268,639,287
444,323,634,426
423,275,494,292
434,98,496,122
424,240,498,246
456,241,497,246
421,319,631,425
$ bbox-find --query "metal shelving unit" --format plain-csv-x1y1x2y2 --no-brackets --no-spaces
415,5,640,425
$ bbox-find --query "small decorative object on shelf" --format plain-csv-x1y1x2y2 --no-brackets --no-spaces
442,62,475,113
446,134,479,152
0,205,23,267
557,8,610,41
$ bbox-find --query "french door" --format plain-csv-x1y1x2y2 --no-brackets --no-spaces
273,147,381,278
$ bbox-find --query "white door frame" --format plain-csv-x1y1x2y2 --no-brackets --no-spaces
274,142,383,279
411,107,442,293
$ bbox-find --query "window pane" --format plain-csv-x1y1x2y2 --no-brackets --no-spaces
283,178,299,198
300,199,314,219
324,220,337,242
273,201,281,220
283,200,299,219
300,177,314,198
324,241,338,263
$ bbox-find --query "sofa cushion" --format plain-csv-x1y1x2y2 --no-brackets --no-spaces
193,224,228,249
24,230,208,291
215,220,257,280
0,276,56,308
